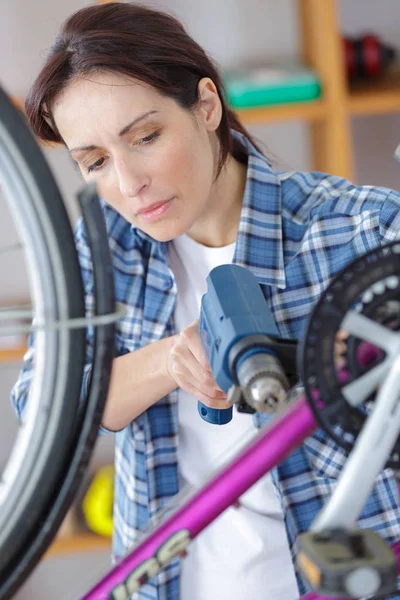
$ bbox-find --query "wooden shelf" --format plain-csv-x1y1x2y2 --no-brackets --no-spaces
0,345,26,363
11,96,24,112
45,532,110,557
236,98,327,125
230,70,400,126
348,68,400,116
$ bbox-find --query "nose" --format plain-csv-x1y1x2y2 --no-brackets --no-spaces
115,157,150,199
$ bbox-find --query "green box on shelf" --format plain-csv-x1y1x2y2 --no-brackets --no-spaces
223,61,321,109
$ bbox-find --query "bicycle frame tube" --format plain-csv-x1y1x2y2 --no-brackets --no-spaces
81,396,316,600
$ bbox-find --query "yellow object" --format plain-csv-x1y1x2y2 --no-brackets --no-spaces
82,465,114,538
297,551,321,589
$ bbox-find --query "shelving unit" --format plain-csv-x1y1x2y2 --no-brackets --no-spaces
220,0,400,181
348,67,400,116
0,345,26,362
45,532,110,557
236,97,327,125
4,0,400,562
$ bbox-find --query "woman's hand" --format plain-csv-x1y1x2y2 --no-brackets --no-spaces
166,320,231,409
334,329,349,369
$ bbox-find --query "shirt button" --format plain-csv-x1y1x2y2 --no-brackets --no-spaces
164,276,174,290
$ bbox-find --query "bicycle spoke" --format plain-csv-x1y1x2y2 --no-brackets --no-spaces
341,310,400,354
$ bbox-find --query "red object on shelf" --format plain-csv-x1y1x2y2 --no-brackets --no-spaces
343,34,396,80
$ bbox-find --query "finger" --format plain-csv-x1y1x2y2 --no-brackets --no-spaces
334,341,347,356
174,343,219,388
179,377,232,409
180,325,212,372
171,359,227,399
336,329,349,341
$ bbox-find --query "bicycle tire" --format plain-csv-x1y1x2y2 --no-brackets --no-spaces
0,186,115,600
0,86,86,592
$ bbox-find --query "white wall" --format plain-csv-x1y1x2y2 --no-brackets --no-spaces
1,0,400,597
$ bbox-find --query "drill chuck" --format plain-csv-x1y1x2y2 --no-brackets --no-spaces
236,352,289,413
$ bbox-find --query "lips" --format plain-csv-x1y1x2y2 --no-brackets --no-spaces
137,199,171,215
136,197,174,222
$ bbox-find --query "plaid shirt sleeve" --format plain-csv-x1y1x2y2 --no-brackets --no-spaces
380,190,400,244
9,334,35,421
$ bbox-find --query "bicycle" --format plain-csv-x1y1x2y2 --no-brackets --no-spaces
1,82,400,600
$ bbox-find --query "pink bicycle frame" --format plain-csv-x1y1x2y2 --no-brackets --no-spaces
81,396,400,600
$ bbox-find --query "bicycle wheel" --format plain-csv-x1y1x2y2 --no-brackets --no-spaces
0,86,86,591
0,184,116,600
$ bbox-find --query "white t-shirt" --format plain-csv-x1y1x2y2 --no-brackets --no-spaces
168,233,298,600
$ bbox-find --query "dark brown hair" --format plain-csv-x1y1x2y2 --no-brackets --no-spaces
25,2,264,175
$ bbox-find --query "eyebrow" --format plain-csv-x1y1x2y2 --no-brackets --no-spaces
69,110,159,155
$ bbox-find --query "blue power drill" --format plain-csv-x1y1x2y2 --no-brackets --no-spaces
198,264,298,425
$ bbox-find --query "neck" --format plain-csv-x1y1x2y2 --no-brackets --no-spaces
187,153,247,247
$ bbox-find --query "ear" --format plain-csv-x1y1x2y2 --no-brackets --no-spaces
196,77,222,132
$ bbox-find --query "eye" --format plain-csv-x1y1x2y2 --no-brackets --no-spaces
136,130,160,146
86,157,106,174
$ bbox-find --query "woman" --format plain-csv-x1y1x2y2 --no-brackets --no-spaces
11,3,400,599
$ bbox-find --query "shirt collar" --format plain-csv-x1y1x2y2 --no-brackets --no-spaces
132,131,286,289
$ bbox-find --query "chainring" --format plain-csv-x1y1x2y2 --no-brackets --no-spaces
298,241,400,467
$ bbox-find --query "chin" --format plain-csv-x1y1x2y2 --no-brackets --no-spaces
144,220,190,243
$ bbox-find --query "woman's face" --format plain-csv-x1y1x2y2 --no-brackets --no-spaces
52,71,221,241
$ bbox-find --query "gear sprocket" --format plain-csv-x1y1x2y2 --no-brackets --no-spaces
298,241,400,467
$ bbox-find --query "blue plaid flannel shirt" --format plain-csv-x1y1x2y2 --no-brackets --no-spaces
11,132,400,599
